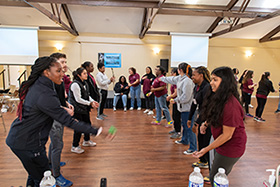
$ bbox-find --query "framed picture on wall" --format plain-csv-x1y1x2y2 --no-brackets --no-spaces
98,53,121,68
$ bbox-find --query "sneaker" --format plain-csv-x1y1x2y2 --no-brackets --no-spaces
257,118,266,122
137,107,142,111
60,162,66,167
143,109,149,114
113,107,116,111
253,117,258,121
275,109,280,114
170,132,181,139
147,111,154,115
165,121,173,128
129,107,134,110
151,121,160,125
56,174,73,187
124,107,127,112
245,113,254,117
82,140,96,147
204,177,210,184
153,116,156,119
101,113,108,117
249,104,254,108
175,140,183,144
192,161,209,169
169,129,176,134
96,116,104,120
183,150,195,155
71,146,84,154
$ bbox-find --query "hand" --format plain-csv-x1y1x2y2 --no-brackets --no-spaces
254,83,257,86
200,122,207,134
90,101,99,108
110,77,115,82
150,88,155,92
192,124,198,134
101,126,116,141
142,76,147,80
67,102,74,111
62,106,74,116
170,99,175,104
158,77,162,81
192,148,207,159
187,120,192,128
125,86,129,89
120,84,124,88
121,93,123,95
166,96,171,102
128,83,132,87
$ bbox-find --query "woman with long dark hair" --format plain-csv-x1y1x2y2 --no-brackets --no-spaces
141,66,156,115
113,75,130,111
69,67,99,154
254,72,276,122
193,67,247,186
242,70,257,117
6,57,104,187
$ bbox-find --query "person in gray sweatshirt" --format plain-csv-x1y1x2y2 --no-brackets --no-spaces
160,62,197,154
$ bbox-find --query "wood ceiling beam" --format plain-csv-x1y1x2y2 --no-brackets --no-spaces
61,4,79,35
0,1,30,7
211,9,280,38
23,0,79,36
259,25,280,43
158,9,266,18
206,0,238,33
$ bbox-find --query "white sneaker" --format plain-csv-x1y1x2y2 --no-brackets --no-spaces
82,140,96,147
113,107,116,111
124,107,127,112
137,107,142,111
71,146,84,154
249,104,254,108
147,111,154,115
143,109,150,114
129,107,134,110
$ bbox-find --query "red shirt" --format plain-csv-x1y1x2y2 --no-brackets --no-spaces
170,85,177,95
129,73,140,87
88,73,96,86
152,75,167,97
242,79,254,94
211,95,247,158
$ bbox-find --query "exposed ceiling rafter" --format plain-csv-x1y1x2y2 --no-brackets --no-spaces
259,24,280,43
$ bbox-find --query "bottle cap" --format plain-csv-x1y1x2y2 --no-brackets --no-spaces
218,168,225,174
44,170,52,177
194,167,200,173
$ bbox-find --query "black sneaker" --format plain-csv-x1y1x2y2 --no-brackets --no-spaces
257,118,266,122
275,110,280,114
169,129,176,134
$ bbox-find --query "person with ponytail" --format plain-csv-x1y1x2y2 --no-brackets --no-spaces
82,61,100,102
160,62,196,154
6,57,108,187
193,67,247,186
242,70,257,117
254,72,276,122
187,66,211,169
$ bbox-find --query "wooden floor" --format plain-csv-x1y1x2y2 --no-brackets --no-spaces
1,98,280,187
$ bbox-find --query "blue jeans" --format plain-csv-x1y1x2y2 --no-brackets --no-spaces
130,85,141,108
113,94,127,107
181,111,197,151
155,94,172,122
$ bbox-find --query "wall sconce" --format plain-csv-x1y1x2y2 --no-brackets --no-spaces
245,50,252,58
55,43,63,51
153,48,160,55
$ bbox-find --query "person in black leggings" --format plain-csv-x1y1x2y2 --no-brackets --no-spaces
254,72,276,122
242,70,257,117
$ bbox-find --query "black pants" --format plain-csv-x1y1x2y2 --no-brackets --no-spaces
10,147,50,187
198,125,212,163
144,93,155,110
255,97,267,118
242,91,252,114
172,103,181,132
98,89,108,116
72,112,91,147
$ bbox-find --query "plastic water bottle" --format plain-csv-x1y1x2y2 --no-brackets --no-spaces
214,168,229,187
189,167,204,187
39,170,56,187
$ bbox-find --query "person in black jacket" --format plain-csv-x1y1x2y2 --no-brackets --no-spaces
113,75,129,111
254,72,276,122
6,57,105,187
69,67,99,153
187,66,211,170
82,61,100,102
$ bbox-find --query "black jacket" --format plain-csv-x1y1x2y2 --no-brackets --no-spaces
85,74,100,102
55,82,66,107
256,79,275,96
114,82,129,95
6,76,98,151
188,80,210,125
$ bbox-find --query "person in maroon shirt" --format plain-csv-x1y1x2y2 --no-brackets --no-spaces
242,70,257,117
193,66,247,187
128,67,141,110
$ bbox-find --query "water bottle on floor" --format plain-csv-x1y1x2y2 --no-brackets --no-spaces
40,170,56,187
189,167,204,187
214,168,229,187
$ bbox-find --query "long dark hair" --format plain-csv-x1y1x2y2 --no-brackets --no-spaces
195,66,211,83
129,67,136,74
119,75,127,84
201,66,240,128
73,67,86,81
18,56,58,120
146,66,152,74
260,72,270,82
242,70,253,84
